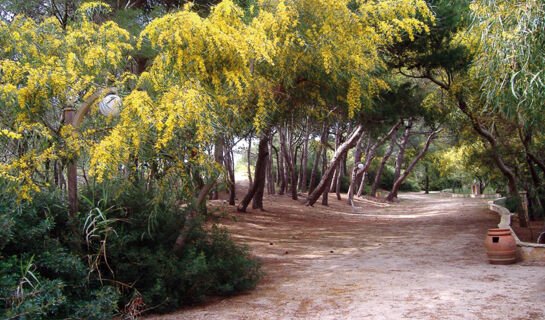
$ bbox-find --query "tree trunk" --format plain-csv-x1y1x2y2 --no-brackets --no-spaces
247,135,253,188
267,133,276,195
424,165,429,194
274,144,286,195
309,124,328,194
347,132,366,204
238,134,270,212
335,156,344,200
224,140,236,205
321,144,329,206
386,129,441,201
306,125,364,206
212,137,224,200
355,120,403,197
173,179,217,255
371,128,398,197
280,126,298,200
392,119,413,185
457,99,527,227
300,118,310,192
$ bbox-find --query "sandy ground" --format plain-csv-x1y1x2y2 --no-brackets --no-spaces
147,190,545,320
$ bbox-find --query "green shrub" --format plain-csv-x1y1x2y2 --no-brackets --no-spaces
79,180,262,314
1,178,262,318
0,180,119,319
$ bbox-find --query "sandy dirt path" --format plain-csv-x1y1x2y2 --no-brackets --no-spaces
147,191,545,320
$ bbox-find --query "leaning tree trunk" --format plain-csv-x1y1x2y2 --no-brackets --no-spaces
392,118,413,185
246,135,253,188
299,118,310,192
238,134,270,212
267,133,276,195
371,128,398,197
173,178,217,255
386,129,441,201
309,124,328,193
211,137,224,200
347,132,366,204
321,145,330,206
355,120,403,197
280,126,298,200
457,99,528,227
224,140,236,205
336,155,345,200
306,125,364,206
329,123,342,193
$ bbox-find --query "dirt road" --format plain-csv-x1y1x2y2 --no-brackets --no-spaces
148,192,545,320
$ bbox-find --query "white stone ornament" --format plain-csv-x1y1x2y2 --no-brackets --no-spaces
98,94,122,116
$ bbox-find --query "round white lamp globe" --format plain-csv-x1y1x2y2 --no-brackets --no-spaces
98,94,122,116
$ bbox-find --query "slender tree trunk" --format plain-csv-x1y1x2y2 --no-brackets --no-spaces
347,132,366,204
386,129,441,201
173,178,217,255
309,124,328,194
212,137,224,200
247,135,253,188
392,119,413,184
329,123,342,193
336,157,344,200
280,126,298,200
238,134,270,212
457,99,528,227
321,144,329,206
371,128,398,197
267,133,276,195
274,144,286,195
355,120,403,197
224,140,236,205
300,118,310,192
306,125,364,206
424,165,429,194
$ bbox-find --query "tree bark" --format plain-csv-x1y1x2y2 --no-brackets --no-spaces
347,132,366,204
335,157,344,200
392,119,413,185
247,135,253,188
173,179,217,255
238,134,270,212
211,137,224,200
321,144,329,206
224,140,236,205
355,120,403,197
300,118,311,192
280,126,298,200
309,124,328,194
386,129,441,201
457,99,527,227
267,133,276,195
371,128,398,197
306,125,364,206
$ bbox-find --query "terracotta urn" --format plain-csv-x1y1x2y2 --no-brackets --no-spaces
484,228,517,264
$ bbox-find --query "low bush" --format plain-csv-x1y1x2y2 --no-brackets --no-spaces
79,180,262,314
0,181,119,319
0,179,262,318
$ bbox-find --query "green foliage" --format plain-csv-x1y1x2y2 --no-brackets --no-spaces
79,180,262,314
0,180,120,319
0,177,262,318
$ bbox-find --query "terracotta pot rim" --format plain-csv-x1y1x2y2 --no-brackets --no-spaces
488,228,510,232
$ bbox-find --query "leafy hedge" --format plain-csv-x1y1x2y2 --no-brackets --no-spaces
0,180,261,318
